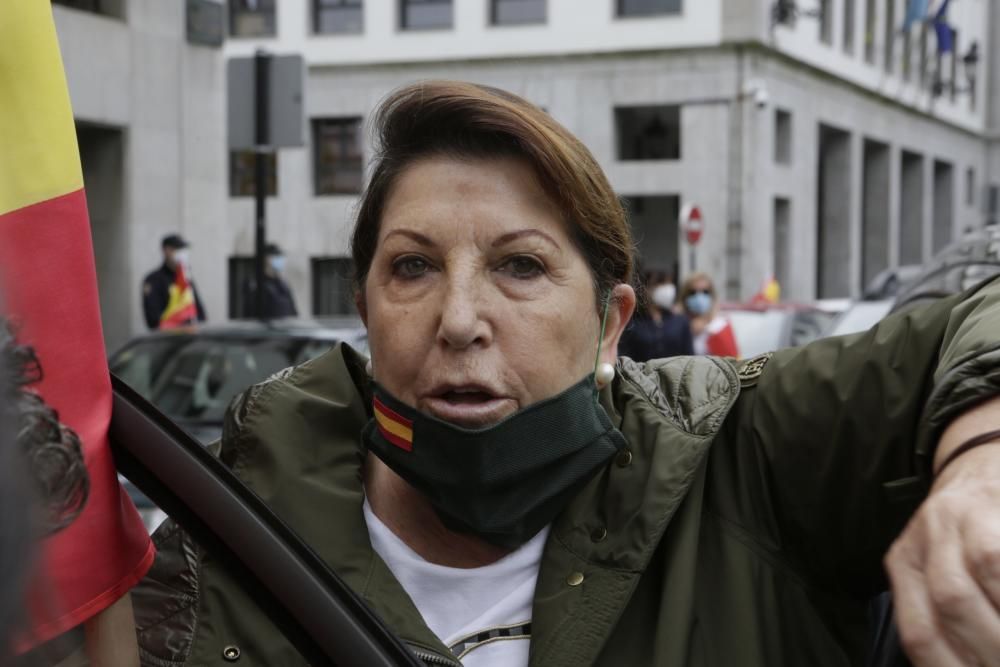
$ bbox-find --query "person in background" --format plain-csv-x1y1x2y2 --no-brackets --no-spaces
242,243,298,319
679,272,739,357
618,269,693,361
142,234,207,330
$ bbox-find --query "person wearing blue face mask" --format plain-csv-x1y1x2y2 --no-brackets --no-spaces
679,272,739,357
242,243,298,319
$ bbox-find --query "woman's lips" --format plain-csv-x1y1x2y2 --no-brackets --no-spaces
420,394,518,428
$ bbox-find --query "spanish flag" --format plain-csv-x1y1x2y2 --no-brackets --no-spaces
159,263,198,329
0,0,153,647
374,396,414,452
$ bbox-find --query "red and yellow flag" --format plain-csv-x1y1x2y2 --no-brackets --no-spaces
374,397,414,452
0,0,154,647
159,264,198,329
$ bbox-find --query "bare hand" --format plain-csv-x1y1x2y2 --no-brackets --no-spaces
885,444,1000,666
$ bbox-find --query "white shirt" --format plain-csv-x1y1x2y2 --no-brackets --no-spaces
363,500,548,667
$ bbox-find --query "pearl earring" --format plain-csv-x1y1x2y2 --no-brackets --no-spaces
365,359,373,377
595,362,615,389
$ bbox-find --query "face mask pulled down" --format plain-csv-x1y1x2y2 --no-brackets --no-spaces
363,374,626,549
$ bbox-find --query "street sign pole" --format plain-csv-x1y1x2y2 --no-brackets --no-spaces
253,50,271,320
681,203,704,275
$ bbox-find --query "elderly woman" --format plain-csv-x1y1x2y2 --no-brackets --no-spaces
136,82,1000,667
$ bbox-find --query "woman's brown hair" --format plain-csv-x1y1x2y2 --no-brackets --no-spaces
351,80,635,310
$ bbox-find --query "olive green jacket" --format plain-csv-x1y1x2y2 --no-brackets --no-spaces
134,278,1000,667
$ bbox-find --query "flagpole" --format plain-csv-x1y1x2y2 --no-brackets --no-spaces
254,50,271,321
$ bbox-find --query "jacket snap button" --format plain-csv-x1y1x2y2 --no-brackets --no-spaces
222,645,241,661
616,449,633,467
591,527,607,542
567,571,585,586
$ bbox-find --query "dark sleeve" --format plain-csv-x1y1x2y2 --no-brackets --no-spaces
194,283,207,322
142,276,166,330
677,316,694,356
713,276,1000,595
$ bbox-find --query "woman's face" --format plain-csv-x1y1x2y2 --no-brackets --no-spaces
360,156,633,428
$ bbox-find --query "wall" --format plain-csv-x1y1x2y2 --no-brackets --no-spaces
56,0,226,346
225,0,723,64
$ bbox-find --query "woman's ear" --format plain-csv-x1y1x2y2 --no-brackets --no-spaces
599,284,636,365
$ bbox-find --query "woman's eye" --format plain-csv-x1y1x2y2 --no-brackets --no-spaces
392,256,431,279
499,256,544,280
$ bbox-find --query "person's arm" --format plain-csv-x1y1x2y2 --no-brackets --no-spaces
883,395,1000,666
142,278,165,330
194,283,207,322
714,275,1000,598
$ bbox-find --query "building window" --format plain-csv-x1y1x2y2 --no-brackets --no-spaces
313,118,364,195
774,198,792,291
399,0,452,29
53,0,125,19
883,0,895,74
966,167,976,207
312,257,356,316
230,151,277,197
229,0,276,37
864,0,877,64
228,256,255,318
490,0,545,25
774,109,793,165
902,24,913,80
313,0,363,34
919,21,930,88
614,106,681,161
616,0,681,18
842,0,856,54
819,0,833,45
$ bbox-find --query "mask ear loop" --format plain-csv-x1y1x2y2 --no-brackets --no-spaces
592,294,614,398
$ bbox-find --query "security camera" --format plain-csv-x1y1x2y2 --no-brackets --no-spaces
753,87,770,108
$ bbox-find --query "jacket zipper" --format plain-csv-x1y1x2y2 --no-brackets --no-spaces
409,646,462,666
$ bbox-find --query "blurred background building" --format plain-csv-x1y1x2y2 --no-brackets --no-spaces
54,0,998,349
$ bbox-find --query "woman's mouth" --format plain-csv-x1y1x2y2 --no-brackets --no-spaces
421,386,517,428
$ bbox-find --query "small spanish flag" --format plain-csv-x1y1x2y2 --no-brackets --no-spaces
159,263,198,329
374,396,414,452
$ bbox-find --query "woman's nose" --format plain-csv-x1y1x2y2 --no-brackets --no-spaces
436,277,492,350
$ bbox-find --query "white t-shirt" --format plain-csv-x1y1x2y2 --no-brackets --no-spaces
363,500,548,667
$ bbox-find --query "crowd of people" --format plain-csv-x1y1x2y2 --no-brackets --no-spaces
141,235,298,330
618,268,739,362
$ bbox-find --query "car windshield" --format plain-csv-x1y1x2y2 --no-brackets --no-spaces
110,336,338,424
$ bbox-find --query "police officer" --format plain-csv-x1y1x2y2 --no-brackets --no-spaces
242,243,298,319
142,234,207,330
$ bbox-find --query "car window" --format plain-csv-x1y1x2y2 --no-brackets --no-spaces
111,336,335,424
789,310,837,347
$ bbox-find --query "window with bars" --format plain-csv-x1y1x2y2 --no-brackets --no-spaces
312,118,364,195
615,106,681,161
616,0,681,17
313,0,363,34
399,0,452,29
490,0,546,25
311,257,357,316
230,151,277,197
229,0,276,37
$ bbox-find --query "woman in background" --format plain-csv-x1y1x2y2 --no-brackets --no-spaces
618,269,693,361
679,272,739,357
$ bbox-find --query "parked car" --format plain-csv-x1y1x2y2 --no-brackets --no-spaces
110,318,368,444
824,299,895,338
110,318,368,531
721,303,839,358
